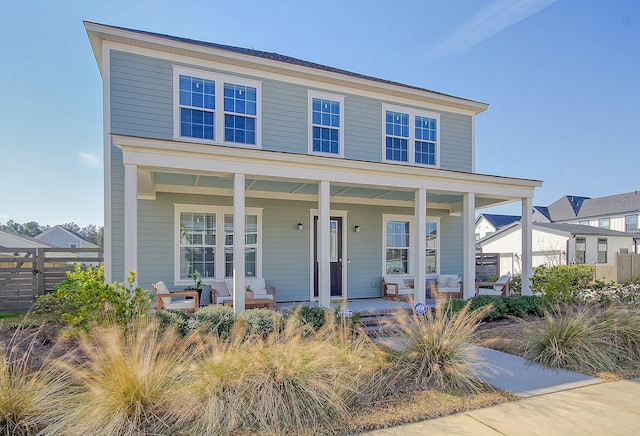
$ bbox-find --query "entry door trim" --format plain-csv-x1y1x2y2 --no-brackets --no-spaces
309,209,348,301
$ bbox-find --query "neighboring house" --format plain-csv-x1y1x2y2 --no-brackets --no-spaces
85,22,542,309
476,222,638,277
475,207,551,240
0,230,54,251
35,225,99,249
548,191,640,232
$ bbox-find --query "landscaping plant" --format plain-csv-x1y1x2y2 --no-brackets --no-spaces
530,264,594,302
387,302,491,391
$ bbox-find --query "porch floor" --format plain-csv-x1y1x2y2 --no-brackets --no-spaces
275,297,438,315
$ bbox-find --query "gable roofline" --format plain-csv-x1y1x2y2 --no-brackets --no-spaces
35,225,99,247
477,221,634,246
477,214,521,229
0,230,57,249
84,21,489,115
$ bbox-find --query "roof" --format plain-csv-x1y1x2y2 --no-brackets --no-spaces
574,191,640,219
35,225,98,247
546,195,591,221
0,230,56,249
477,221,635,246
84,21,488,113
535,222,634,237
478,214,521,229
532,206,551,221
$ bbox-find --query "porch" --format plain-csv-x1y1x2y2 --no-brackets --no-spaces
113,135,541,312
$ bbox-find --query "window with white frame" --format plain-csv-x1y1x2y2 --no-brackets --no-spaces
174,66,261,146
174,205,261,284
578,220,589,226
625,214,638,232
575,238,586,264
308,91,344,156
599,218,610,229
597,238,608,263
382,104,439,166
383,215,439,275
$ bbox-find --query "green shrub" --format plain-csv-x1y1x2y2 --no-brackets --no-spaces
188,305,236,338
531,265,594,302
508,275,522,296
443,296,548,322
33,265,151,330
289,306,326,332
237,308,283,336
155,310,189,336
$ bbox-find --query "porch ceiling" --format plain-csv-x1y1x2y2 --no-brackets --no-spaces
149,170,477,208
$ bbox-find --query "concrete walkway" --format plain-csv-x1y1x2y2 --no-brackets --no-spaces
364,348,640,435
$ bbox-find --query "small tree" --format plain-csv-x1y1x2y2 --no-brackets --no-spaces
530,264,594,303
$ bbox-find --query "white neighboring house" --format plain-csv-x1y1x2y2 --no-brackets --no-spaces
547,191,640,233
34,225,99,249
476,222,638,277
475,207,550,240
0,230,55,251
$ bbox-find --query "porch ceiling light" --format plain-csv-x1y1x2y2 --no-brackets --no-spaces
297,223,304,230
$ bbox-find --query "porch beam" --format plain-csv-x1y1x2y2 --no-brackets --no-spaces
318,180,331,308
233,173,246,313
414,188,427,305
521,197,533,296
123,163,138,286
462,192,475,299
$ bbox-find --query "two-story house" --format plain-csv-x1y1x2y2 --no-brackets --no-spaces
85,22,542,310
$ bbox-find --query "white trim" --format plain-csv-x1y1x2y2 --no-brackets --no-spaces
309,209,348,302
381,103,441,168
233,174,246,313
172,203,263,286
462,193,475,299
521,197,533,296
382,213,440,277
172,65,262,148
92,37,486,117
103,44,112,282
307,90,345,158
124,164,138,285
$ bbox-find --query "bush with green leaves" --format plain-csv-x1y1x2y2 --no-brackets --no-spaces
531,264,594,302
508,275,522,296
188,304,236,338
442,295,548,322
237,308,283,336
289,306,327,332
155,310,189,336
33,265,151,329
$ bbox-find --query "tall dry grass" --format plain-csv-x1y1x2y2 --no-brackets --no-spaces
42,320,197,435
182,310,386,434
523,304,640,374
0,328,70,436
385,302,491,392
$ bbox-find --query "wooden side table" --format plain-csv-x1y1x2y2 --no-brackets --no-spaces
223,298,274,310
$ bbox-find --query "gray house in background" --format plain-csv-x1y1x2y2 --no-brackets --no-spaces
85,22,541,310
35,225,99,249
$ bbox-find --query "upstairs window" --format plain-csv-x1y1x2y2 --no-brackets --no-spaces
625,214,638,232
599,218,610,229
382,104,440,166
308,91,344,156
174,67,261,147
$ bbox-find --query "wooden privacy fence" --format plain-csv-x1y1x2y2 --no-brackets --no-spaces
0,247,103,313
594,253,640,283
476,253,499,280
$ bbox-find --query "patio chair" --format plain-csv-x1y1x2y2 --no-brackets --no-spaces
153,281,199,314
475,274,511,297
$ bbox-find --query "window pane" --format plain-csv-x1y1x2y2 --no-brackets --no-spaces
386,249,408,274
426,249,437,273
625,215,638,232
330,220,338,262
245,248,256,277
599,218,610,229
224,214,233,245
225,247,233,278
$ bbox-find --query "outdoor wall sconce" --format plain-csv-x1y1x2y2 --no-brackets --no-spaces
297,223,304,230
354,225,361,233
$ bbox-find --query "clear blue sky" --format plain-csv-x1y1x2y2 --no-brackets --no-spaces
1,0,638,227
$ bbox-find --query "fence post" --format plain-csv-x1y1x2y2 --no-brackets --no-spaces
36,248,45,297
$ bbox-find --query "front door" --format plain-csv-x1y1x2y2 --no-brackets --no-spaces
314,216,343,298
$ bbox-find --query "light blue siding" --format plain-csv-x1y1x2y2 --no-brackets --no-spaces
135,193,463,301
109,50,473,170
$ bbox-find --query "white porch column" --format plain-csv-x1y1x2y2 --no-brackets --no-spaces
233,173,246,314
123,163,137,285
521,197,533,296
414,188,427,305
318,180,331,308
462,192,475,299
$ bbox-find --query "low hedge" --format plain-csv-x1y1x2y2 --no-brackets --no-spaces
443,295,549,322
